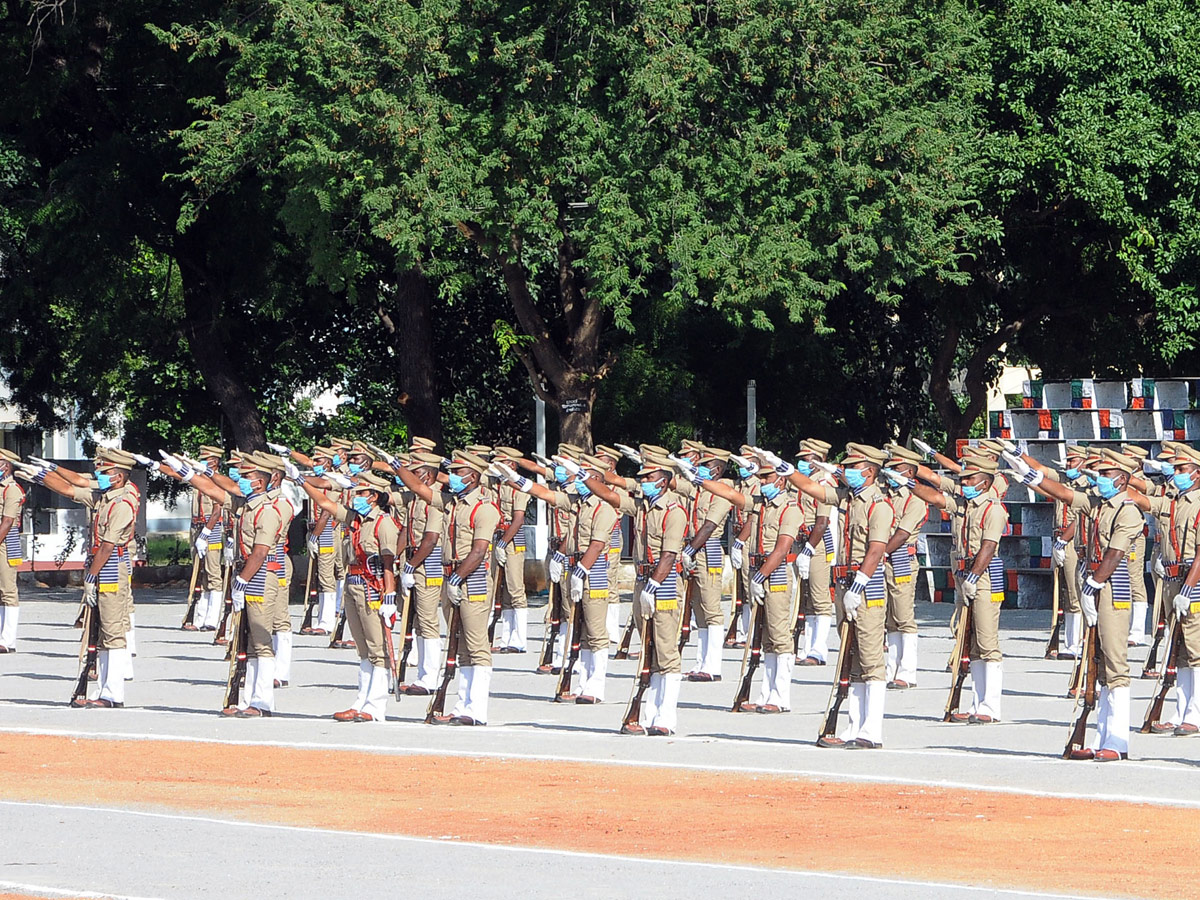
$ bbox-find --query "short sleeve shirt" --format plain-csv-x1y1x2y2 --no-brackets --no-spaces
74,483,139,548
432,486,501,563
1067,489,1148,563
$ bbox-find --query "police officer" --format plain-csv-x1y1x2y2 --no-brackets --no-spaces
188,445,227,633
488,447,531,653
0,448,26,652
793,439,837,666
880,444,929,689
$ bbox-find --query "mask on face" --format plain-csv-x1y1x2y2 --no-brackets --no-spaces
448,473,468,494
331,454,343,468
237,476,255,497
228,467,240,480
761,481,782,501
312,464,326,476
553,465,568,485
352,496,372,516
95,472,112,491
575,476,592,498
696,465,712,482
961,484,981,500
1096,475,1120,499
796,460,813,476
1173,471,1195,492
738,466,753,480
843,468,867,491
1161,462,1176,477
1064,467,1080,480
640,479,661,501
1086,473,1098,488
348,462,364,475
887,472,907,489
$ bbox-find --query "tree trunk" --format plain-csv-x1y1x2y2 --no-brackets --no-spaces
175,256,266,450
377,268,443,445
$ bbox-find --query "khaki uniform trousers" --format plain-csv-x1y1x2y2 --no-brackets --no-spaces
0,556,18,606
968,592,1003,663
201,545,223,592
447,572,494,668
272,557,292,634
413,565,443,639
1173,580,1200,667
884,559,919,634
761,568,797,655
580,574,609,654
493,547,527,610
1096,584,1132,688
1128,549,1147,606
836,582,886,682
244,572,277,660
608,547,621,607
344,580,386,668
649,574,684,675
804,551,834,618
694,552,724,627
1062,544,1082,614
97,556,133,651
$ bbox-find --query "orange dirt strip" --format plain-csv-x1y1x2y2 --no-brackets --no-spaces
0,734,1189,898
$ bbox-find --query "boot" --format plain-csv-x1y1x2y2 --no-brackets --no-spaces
334,578,346,616
204,591,223,629
451,665,473,718
606,603,621,643
1169,666,1191,727
98,648,127,705
703,625,724,677
640,673,663,729
1093,686,1111,751
810,615,832,663
1180,667,1200,728
352,659,371,711
774,652,795,711
272,631,293,685
251,656,276,713
756,653,777,707
360,665,388,721
1065,613,1083,656
981,660,1003,721
1103,685,1130,757
316,591,337,632
193,591,210,630
495,608,513,648
690,627,708,674
589,649,608,702
1129,602,1148,646
127,612,137,657
417,636,442,689
464,665,491,724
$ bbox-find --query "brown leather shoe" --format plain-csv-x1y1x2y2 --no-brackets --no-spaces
86,698,123,708
554,693,578,703
1141,669,1160,680
214,637,229,646
798,656,826,667
536,664,554,674
756,704,783,714
333,640,356,650
887,679,913,690
332,708,360,722
686,672,721,682
402,684,432,696
575,695,599,704
816,735,845,748
310,628,329,636
1068,748,1096,760
69,695,89,708
845,738,882,749
182,623,199,632
299,626,316,635
429,714,455,725
220,706,240,717
969,714,996,724
1094,748,1126,761
1056,652,1076,661
273,679,288,688
354,712,377,722
1174,723,1199,736
949,712,971,723
620,722,646,735
737,701,758,713
647,726,674,736
1150,721,1176,734
449,715,482,726
236,707,271,718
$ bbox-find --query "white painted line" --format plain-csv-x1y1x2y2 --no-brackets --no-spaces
0,879,164,900
0,723,1196,810
0,800,1108,900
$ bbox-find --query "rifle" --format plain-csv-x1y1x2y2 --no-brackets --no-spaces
818,620,857,741
1141,613,1183,732
943,602,975,721
213,564,233,646
221,609,250,711
488,556,505,644
329,609,348,648
180,553,203,630
69,603,100,706
425,605,462,723
792,577,808,656
554,595,583,701
381,608,399,700
730,601,764,712
1063,623,1101,758
396,584,416,683
298,555,317,634
620,616,655,733
1044,566,1063,659
613,606,637,661
539,579,563,670
1142,577,1167,679
724,572,746,647
677,574,697,652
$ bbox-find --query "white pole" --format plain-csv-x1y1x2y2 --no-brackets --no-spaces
746,379,757,447
533,394,548,559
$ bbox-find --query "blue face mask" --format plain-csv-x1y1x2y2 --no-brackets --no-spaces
331,454,343,468
1161,462,1176,477
796,460,813,476
640,479,661,501
228,467,240,480
696,465,712,482
574,476,591,498
352,496,372,516
348,462,364,475
553,465,568,485
1096,475,1120,499
961,484,981,500
312,464,326,476
1086,473,1098,488
761,481,781,501
448,474,468,494
738,466,753,480
843,468,866,491
237,477,255,496
95,472,112,491
1064,467,1080,480
1173,471,1195,492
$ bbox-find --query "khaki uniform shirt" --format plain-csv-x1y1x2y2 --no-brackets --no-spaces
432,485,501,564
616,489,687,569
1068,489,1143,565
818,482,894,566
750,491,803,562
333,505,400,561
233,493,284,558
883,484,928,547
1144,488,1200,566
74,483,139,551
553,492,619,554
943,491,1008,562
493,481,530,539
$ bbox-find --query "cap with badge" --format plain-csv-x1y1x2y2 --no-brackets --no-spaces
699,446,731,463
329,437,353,451
96,448,137,471
841,443,888,467
594,445,621,462
449,450,489,474
637,451,675,476
0,448,20,465
409,436,437,452
354,471,394,493
956,454,999,478
640,444,670,458
1096,449,1138,474
410,450,444,470
198,444,225,460
579,453,610,473
797,438,832,460
679,439,706,456
491,446,524,462
884,443,922,467
1119,443,1149,461
1171,444,1200,466
1064,444,1089,460
466,444,493,457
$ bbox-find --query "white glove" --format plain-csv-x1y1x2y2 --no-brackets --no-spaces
532,452,554,469
615,443,642,464
1175,584,1195,618
15,463,47,483
400,564,416,593
284,461,302,482
912,438,935,460
730,539,744,571
569,564,586,602
1001,450,1042,486
749,575,766,605
327,472,354,489
752,446,794,476
794,544,812,581
669,454,700,483
445,576,463,606
842,581,866,621
493,541,508,567
82,574,98,607
1052,539,1067,569
1153,555,1166,579
680,546,698,575
638,579,661,617
882,467,914,489
222,538,235,566
730,453,755,472
554,455,582,477
131,453,159,471
194,529,212,556
548,552,567,583
231,576,248,613
961,571,979,604
1143,459,1164,475
158,450,193,481
379,593,397,627
267,442,290,456
812,460,840,477
998,439,1019,454
1080,578,1100,626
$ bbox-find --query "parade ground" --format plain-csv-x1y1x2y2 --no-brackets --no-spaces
1,585,1198,900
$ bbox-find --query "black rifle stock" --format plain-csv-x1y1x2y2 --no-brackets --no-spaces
621,618,655,732
221,610,250,710
818,620,857,740
792,577,808,655
1142,577,1167,678
554,596,583,700
70,603,100,706
943,604,975,721
425,605,462,723
1141,614,1183,732
1044,566,1063,658
539,580,563,669
488,556,505,644
180,553,203,629
730,602,764,712
1063,623,1101,758
724,572,746,647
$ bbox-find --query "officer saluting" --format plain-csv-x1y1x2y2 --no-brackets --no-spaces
0,448,26,652
880,444,929,689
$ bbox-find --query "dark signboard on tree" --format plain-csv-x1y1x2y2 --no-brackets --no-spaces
561,399,589,415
